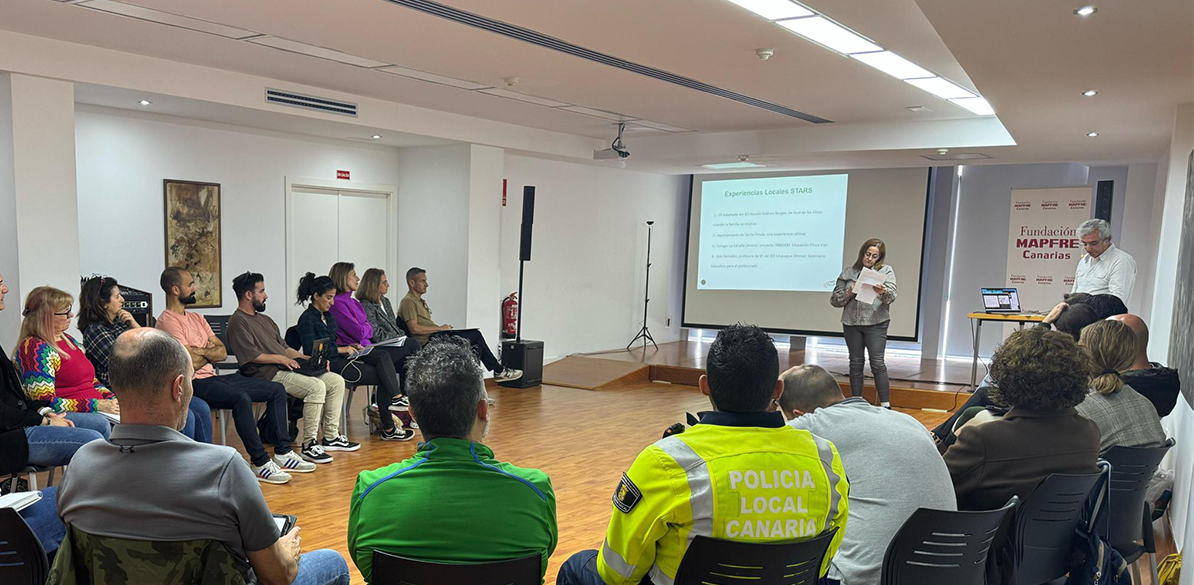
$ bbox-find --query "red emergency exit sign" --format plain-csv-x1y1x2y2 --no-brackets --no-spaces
336,170,350,180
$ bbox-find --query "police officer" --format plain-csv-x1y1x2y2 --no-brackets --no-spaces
557,324,850,585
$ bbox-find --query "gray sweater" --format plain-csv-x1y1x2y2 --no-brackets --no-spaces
360,297,404,343
830,264,897,326
787,398,956,585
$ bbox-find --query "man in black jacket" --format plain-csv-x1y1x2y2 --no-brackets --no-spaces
1109,314,1182,417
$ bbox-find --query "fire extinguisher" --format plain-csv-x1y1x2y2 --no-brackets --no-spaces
501,292,518,339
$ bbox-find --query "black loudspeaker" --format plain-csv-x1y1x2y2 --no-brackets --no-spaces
499,339,543,388
1094,180,1113,222
520,187,535,262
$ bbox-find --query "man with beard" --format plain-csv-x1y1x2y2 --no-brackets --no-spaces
157,267,315,483
225,271,353,465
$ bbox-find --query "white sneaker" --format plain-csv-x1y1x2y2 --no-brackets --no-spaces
274,451,317,473
495,367,523,382
252,460,291,484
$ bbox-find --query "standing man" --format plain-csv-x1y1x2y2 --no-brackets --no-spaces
57,329,350,585
1072,219,1137,304
778,365,956,585
157,267,313,483
398,267,521,382
225,272,355,464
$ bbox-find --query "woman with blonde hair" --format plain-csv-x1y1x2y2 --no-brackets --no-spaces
830,238,897,407
356,268,405,343
1075,319,1167,452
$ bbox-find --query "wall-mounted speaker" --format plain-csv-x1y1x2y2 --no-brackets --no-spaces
1095,180,1113,223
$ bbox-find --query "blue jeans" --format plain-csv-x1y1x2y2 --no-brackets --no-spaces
18,486,65,556
24,415,109,467
558,549,653,585
182,396,212,443
293,549,350,585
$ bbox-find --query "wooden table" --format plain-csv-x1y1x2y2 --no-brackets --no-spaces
966,312,1047,391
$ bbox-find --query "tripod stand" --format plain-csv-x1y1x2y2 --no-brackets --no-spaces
627,220,658,350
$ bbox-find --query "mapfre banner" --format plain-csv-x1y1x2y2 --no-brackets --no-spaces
1006,186,1092,313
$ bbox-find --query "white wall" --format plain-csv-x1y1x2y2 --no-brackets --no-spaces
465,145,505,335
74,106,401,328
1119,163,1159,320
500,155,688,359
0,74,20,349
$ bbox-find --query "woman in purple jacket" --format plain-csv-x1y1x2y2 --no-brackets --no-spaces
328,263,418,409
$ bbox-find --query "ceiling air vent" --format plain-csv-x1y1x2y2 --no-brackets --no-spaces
265,88,357,117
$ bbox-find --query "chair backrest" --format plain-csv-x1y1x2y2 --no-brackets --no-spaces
284,326,301,351
204,315,232,351
0,508,48,585
49,526,247,585
1011,466,1107,584
672,528,838,585
1099,439,1174,550
394,315,413,337
881,498,1019,585
370,550,541,585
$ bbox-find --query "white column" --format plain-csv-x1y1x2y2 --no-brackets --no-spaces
464,144,504,336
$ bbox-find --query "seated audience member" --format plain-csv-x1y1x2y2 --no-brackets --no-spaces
78,275,140,385
226,271,353,464
17,486,65,557
778,364,954,585
56,329,350,585
1,272,108,486
1109,314,1181,416
157,267,312,483
356,268,405,343
348,337,556,583
557,325,849,585
296,272,414,442
327,262,417,411
399,267,521,382
944,328,1100,510
1076,320,1168,452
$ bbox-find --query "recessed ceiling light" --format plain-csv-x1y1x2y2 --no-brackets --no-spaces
777,16,881,55
949,97,995,116
851,51,934,80
1087,132,1099,137
724,0,812,20
702,161,766,170
938,149,949,155
905,77,977,100
138,99,152,106
906,105,932,113
371,135,382,140
1074,6,1097,16
1083,89,1098,97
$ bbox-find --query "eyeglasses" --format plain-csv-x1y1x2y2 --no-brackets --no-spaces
54,310,74,317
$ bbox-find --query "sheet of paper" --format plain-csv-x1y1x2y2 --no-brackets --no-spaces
853,267,887,304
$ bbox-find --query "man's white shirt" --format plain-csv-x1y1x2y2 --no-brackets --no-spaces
1072,243,1137,303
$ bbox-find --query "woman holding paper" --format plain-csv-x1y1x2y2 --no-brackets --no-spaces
831,238,898,408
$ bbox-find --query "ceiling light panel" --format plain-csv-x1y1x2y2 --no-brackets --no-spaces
376,66,491,90
632,120,696,133
904,77,976,100
777,16,881,54
476,88,570,108
949,97,995,116
558,106,637,121
724,0,812,20
851,51,933,80
703,162,766,169
79,0,261,39
247,36,390,68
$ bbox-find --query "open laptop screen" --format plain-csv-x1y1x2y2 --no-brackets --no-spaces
981,288,1021,313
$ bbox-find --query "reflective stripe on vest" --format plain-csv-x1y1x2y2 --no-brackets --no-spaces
810,434,843,531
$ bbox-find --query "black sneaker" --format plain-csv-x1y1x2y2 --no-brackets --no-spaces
321,435,361,452
300,441,334,464
389,396,410,412
380,426,416,441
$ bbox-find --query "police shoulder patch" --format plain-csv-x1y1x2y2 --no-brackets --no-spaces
612,473,642,513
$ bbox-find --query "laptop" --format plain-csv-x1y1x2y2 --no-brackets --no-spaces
294,337,331,376
981,287,1021,314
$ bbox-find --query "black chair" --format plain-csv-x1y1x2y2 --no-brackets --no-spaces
1010,463,1109,585
202,314,240,374
0,507,49,585
394,315,413,337
671,528,838,585
881,498,1019,585
371,550,540,585
1100,439,1174,585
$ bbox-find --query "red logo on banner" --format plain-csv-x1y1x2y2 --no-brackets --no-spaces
1036,275,1054,285
1014,201,1031,211
1041,200,1059,210
1069,199,1087,209
336,170,350,180
1064,276,1076,285
1010,274,1027,284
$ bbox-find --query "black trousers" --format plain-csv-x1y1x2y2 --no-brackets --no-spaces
192,374,290,466
331,348,401,430
373,343,419,378
430,329,501,372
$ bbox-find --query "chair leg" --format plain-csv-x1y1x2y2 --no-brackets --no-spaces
47,466,56,487
219,410,228,446
1131,560,1141,585
27,472,37,492
342,386,355,437
1149,552,1158,585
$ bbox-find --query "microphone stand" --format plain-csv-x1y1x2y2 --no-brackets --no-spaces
627,221,658,350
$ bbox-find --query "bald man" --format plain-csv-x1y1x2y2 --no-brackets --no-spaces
1110,314,1181,417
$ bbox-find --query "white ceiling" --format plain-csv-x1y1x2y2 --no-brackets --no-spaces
0,0,1190,173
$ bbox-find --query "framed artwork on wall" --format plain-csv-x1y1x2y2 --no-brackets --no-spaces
164,179,222,308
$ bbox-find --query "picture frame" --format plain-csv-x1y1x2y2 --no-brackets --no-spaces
163,179,222,308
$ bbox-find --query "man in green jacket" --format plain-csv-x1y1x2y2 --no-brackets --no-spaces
348,336,557,583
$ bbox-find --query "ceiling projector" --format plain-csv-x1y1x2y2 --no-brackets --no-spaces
594,122,630,161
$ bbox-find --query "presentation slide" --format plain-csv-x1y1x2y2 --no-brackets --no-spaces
697,174,847,292
683,167,931,340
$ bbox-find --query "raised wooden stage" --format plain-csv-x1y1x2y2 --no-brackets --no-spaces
544,340,973,411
